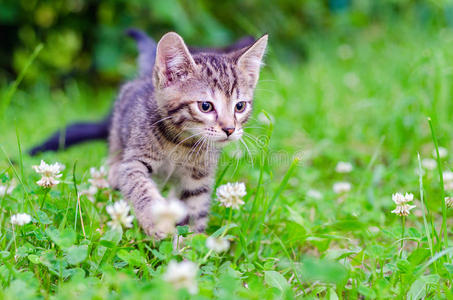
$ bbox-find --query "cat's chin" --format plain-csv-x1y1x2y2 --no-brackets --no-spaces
212,136,240,146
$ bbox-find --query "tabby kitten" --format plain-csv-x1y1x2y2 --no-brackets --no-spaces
108,32,268,237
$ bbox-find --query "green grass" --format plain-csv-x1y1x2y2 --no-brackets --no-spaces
2,21,453,299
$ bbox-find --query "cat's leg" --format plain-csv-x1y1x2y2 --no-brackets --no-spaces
107,127,123,190
107,152,122,190
179,167,215,233
116,155,165,237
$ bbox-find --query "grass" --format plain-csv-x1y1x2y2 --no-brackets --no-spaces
2,21,453,299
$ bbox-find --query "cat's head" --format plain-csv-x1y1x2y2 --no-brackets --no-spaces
153,32,268,146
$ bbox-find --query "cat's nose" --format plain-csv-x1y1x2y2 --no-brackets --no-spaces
222,127,235,137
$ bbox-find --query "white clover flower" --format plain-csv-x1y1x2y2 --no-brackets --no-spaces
335,161,353,173
0,181,16,197
32,160,65,188
392,192,405,205
88,166,109,189
421,158,437,171
206,236,230,253
80,185,98,203
433,147,448,159
11,213,32,226
391,204,416,216
106,200,134,230
333,182,351,194
150,199,187,235
445,197,453,208
391,192,416,216
392,192,414,205
216,182,247,209
337,44,354,60
163,260,198,294
306,189,322,200
404,192,414,202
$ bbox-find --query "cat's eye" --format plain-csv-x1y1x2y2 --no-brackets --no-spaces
198,101,214,113
235,101,246,113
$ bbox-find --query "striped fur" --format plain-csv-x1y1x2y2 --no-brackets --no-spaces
108,32,267,237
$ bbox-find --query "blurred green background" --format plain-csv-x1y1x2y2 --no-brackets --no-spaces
1,0,453,87
4,2,453,298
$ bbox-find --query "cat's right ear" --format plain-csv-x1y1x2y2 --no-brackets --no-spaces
153,32,196,88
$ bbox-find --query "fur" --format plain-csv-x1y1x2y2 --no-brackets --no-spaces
108,32,268,237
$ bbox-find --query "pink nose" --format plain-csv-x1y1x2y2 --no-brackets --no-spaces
222,127,235,137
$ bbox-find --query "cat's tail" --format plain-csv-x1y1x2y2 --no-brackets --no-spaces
125,28,157,77
29,115,111,156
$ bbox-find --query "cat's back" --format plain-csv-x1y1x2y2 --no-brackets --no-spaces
112,77,158,146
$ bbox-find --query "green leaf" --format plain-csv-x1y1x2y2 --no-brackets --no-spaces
408,274,440,299
0,251,10,259
37,210,52,225
45,227,76,249
99,229,122,248
211,223,238,238
286,205,308,229
264,271,289,292
64,245,88,265
444,263,453,274
150,249,166,260
328,288,339,300
159,241,173,256
62,267,85,279
176,225,190,236
117,249,146,267
358,284,376,299
396,259,411,274
16,244,33,258
28,255,40,264
408,278,427,299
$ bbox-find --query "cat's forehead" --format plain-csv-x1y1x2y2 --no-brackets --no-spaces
193,54,240,99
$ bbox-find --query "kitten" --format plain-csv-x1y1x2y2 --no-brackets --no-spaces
108,32,268,237
28,29,256,156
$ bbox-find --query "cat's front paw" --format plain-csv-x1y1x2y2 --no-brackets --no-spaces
140,199,188,240
144,226,168,240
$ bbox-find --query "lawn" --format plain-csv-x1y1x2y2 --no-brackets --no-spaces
2,21,453,299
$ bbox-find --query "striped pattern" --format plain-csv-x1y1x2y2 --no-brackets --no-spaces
108,32,267,238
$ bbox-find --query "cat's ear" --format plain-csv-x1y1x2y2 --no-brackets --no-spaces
153,32,196,87
236,34,268,87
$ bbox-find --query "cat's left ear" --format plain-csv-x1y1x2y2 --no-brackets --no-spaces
236,34,268,87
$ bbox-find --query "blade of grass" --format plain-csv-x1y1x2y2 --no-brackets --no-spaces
215,161,232,188
0,146,36,218
1,44,43,119
245,113,273,231
355,135,385,196
417,153,435,268
265,157,299,217
15,124,25,190
269,229,305,295
252,157,299,257
72,161,86,238
428,117,448,250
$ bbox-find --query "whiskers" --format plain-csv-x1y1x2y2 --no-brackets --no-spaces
230,128,268,174
182,135,217,168
168,131,205,161
150,115,174,128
